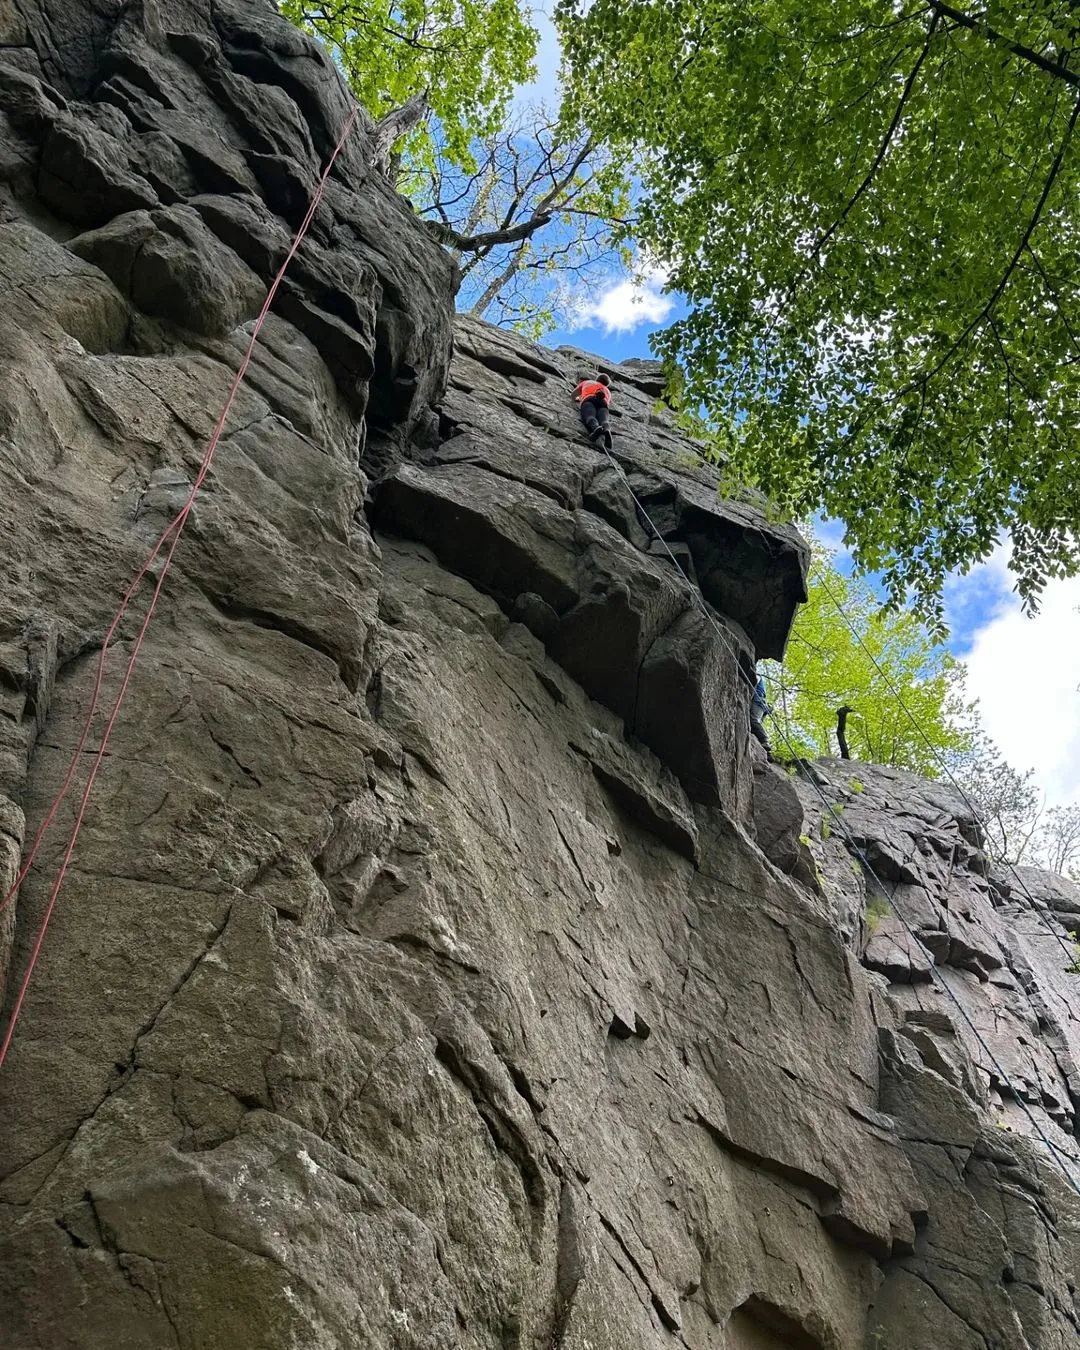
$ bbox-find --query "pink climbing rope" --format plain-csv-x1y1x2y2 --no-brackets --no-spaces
0,108,360,1070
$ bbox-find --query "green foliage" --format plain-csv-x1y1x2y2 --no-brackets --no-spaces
558,0,1080,615
819,800,846,841
865,894,892,934
848,778,865,795
765,539,972,774
1064,942,1080,976
283,0,537,168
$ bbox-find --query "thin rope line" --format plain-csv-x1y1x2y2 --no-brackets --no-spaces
0,107,359,1071
596,437,1080,1197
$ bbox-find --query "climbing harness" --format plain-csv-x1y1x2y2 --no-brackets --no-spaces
0,109,360,1071
595,438,1080,1199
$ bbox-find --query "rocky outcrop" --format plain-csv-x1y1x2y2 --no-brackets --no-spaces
1,2,1078,1347
374,314,809,819
798,762,1080,1348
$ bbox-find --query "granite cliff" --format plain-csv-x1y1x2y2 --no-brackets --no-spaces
1,2,1079,1346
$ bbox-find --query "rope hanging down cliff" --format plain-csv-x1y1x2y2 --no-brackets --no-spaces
594,438,1080,1200
0,108,361,1073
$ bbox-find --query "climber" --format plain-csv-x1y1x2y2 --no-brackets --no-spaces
574,372,613,450
749,668,773,758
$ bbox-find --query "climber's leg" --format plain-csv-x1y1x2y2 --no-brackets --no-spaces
579,397,602,441
595,401,612,449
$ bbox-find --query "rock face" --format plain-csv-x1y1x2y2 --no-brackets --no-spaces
797,762,1080,1349
0,3,1077,1348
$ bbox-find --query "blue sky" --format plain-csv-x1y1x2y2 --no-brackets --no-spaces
546,284,688,362
515,10,1078,809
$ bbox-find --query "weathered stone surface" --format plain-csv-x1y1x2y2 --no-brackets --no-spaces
797,761,1080,1346
568,723,699,865
69,204,266,336
445,315,810,662
635,606,751,813
753,758,819,887
1,3,1078,1348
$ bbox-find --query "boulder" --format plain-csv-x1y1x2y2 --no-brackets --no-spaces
69,205,265,336
752,759,820,888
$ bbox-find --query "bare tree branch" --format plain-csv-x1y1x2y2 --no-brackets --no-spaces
455,212,553,251
405,104,628,330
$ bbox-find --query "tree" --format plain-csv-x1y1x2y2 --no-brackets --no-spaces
403,106,632,336
765,544,1073,870
282,0,537,168
1037,804,1080,877
764,544,972,774
558,0,1080,618
946,728,1042,864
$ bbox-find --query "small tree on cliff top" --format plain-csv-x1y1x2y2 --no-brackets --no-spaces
766,544,971,775
771,545,1080,875
946,728,1041,864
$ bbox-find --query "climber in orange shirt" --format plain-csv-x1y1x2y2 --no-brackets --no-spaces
574,372,613,450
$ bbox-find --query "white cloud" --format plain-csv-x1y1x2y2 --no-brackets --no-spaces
565,264,674,335
955,555,1080,807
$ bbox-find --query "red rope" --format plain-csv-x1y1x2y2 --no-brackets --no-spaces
0,109,359,1070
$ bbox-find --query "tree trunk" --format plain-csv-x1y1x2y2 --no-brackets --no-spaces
836,706,852,760
468,244,528,318
370,92,429,177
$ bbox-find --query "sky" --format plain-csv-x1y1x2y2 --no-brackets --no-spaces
514,9,1079,809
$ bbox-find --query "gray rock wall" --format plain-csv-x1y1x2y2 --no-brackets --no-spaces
797,763,1080,1348
1,2,1078,1347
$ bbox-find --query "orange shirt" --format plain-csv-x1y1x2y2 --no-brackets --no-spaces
575,380,611,405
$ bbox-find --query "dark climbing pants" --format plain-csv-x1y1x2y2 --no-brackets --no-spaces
579,395,610,442
750,710,772,758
